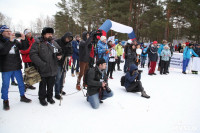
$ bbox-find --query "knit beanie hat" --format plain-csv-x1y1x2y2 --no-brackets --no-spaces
0,25,9,34
100,36,107,42
24,29,31,35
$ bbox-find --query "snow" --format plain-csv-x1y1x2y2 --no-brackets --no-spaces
0,63,200,133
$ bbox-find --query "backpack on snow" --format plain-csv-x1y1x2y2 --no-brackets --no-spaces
120,76,125,86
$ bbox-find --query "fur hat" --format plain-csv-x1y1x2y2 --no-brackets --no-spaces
41,27,54,36
100,36,107,42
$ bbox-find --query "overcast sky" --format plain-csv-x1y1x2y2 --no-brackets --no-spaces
0,0,60,29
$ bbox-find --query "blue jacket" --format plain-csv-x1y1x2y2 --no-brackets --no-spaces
124,64,141,89
97,40,109,63
161,49,171,61
158,44,164,56
141,47,148,57
72,40,79,59
183,46,198,60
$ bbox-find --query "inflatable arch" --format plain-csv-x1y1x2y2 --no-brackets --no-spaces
98,19,136,40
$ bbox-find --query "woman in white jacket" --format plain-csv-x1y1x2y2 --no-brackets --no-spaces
107,44,117,79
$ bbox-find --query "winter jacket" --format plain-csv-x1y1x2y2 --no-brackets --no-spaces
87,66,108,96
124,64,141,89
115,43,123,56
127,47,137,68
79,31,93,62
0,34,29,72
194,47,200,56
158,44,165,56
147,45,158,62
109,48,117,62
72,40,79,60
55,32,73,66
97,40,109,63
30,37,61,77
141,47,148,57
183,46,198,60
161,49,171,61
20,37,35,63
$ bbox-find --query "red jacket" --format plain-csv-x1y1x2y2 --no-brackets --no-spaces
20,37,35,63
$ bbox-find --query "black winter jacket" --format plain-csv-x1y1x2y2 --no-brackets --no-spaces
0,34,29,72
79,31,93,62
30,37,61,77
55,32,73,66
147,45,158,61
87,66,108,96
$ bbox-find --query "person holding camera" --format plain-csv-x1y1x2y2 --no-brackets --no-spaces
20,29,36,90
124,64,150,98
86,59,113,109
0,25,32,110
54,32,73,100
30,27,62,106
76,31,94,90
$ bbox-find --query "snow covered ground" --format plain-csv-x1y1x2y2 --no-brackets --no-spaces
0,63,200,133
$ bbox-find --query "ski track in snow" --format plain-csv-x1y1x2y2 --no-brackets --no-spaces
0,63,200,133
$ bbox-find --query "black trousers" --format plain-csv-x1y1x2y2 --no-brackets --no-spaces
126,81,144,92
116,56,121,70
89,57,94,68
39,76,55,100
160,60,169,74
107,62,115,78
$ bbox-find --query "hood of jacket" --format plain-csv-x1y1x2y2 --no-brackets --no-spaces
129,64,138,73
82,31,89,41
61,32,73,44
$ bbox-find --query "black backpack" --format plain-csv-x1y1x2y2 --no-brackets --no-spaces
121,76,125,86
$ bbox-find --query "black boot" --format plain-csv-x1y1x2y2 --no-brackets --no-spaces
20,95,32,103
40,99,48,106
141,91,150,99
61,91,66,95
11,81,18,86
3,100,10,110
55,95,62,100
47,98,55,104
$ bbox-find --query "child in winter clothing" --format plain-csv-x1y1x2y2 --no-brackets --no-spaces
140,44,148,68
160,45,171,75
107,44,117,79
182,43,198,74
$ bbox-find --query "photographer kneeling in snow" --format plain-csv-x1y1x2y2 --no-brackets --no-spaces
86,59,113,109
124,64,150,98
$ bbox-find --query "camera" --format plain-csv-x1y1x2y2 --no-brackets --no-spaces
138,70,143,73
104,86,111,93
91,30,102,44
15,32,21,38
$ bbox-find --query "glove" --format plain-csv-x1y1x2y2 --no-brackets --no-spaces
106,50,110,54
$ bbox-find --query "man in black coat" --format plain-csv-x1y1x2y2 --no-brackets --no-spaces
0,25,32,110
86,59,113,109
30,27,62,106
54,32,73,100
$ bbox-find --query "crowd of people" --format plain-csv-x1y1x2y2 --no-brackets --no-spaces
0,24,200,110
